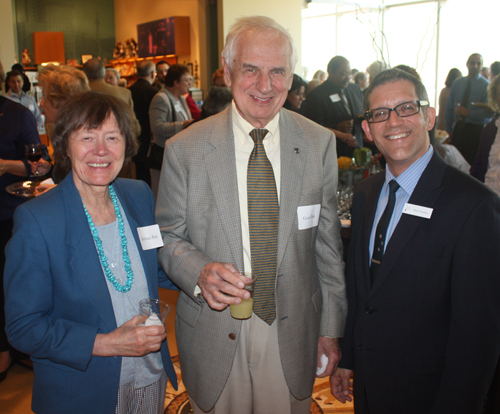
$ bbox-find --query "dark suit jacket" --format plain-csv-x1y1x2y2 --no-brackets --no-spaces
129,78,158,158
339,151,500,413
4,173,177,414
302,79,364,157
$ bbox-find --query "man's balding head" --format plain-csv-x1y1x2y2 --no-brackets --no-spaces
82,58,106,80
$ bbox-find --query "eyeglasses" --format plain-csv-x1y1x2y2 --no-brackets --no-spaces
181,76,193,83
365,100,429,123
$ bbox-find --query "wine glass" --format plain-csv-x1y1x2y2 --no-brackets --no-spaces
25,144,43,177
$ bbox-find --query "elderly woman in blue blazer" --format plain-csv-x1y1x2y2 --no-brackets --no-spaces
4,91,177,414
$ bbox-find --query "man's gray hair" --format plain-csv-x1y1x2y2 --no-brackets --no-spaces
221,16,297,73
137,60,156,78
82,58,106,80
106,68,121,80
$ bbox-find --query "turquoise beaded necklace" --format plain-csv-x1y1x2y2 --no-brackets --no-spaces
82,185,134,293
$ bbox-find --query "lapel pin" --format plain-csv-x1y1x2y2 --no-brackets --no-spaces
294,148,300,154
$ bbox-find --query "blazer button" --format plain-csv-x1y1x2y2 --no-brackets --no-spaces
228,333,236,340
358,344,362,351
365,306,374,314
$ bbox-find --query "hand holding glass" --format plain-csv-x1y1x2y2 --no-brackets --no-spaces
139,298,169,326
25,144,43,177
230,272,257,319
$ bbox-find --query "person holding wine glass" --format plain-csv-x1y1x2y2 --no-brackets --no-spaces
0,95,41,382
3,91,178,413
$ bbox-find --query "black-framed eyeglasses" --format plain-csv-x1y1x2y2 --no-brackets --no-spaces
364,100,429,123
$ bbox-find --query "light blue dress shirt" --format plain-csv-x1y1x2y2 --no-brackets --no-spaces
444,75,491,133
369,146,434,264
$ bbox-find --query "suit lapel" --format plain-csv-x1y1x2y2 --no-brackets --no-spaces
276,110,306,269
204,108,244,271
369,153,446,297
62,173,117,331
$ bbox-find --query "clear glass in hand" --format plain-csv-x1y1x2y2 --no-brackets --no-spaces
25,144,43,177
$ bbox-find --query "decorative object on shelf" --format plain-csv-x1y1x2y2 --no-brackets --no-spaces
22,49,31,66
124,38,138,58
66,59,78,66
113,42,125,59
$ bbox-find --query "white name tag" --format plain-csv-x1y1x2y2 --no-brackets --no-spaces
174,102,182,111
297,204,321,230
29,104,34,111
403,203,433,219
137,224,164,250
329,94,341,103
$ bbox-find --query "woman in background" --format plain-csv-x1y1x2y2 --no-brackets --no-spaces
284,74,308,112
436,68,462,130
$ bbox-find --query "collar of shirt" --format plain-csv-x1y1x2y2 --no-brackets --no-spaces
5,90,25,100
231,100,280,150
369,145,434,261
384,144,434,197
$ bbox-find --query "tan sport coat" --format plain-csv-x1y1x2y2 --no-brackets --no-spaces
156,106,347,411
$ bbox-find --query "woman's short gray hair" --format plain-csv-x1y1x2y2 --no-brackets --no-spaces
488,74,500,113
221,16,297,74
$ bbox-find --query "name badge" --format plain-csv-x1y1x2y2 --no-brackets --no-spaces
297,204,321,230
174,102,182,111
29,104,34,111
403,203,433,219
137,224,164,250
329,94,341,103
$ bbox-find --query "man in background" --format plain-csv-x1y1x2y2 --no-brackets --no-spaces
445,53,492,164
302,56,363,157
332,68,500,414
128,60,158,185
5,70,43,130
153,60,170,90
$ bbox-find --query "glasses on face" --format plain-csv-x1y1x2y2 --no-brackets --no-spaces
181,76,193,83
365,100,429,123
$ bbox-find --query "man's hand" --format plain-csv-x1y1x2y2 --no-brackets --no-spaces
198,262,250,311
317,337,341,377
455,105,470,117
330,368,353,403
337,119,354,133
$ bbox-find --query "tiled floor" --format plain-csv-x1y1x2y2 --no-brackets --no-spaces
0,289,353,414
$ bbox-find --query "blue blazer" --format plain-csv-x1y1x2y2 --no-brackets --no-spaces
4,172,178,414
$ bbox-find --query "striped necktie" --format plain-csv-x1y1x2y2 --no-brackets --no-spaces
370,179,400,287
247,128,279,324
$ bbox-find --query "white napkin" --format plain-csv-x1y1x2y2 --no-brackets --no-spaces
144,314,163,326
316,354,329,375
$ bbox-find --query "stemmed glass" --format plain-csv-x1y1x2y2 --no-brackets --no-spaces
25,144,43,177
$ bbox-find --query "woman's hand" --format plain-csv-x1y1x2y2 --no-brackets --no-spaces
92,316,166,357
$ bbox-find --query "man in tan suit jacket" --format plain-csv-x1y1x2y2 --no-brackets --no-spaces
156,16,347,414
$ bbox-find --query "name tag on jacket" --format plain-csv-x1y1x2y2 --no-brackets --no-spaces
137,224,164,250
297,204,321,229
403,203,433,219
329,94,341,103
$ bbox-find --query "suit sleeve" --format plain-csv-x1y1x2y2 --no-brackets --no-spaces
430,192,500,413
4,205,98,372
316,134,347,338
155,139,212,300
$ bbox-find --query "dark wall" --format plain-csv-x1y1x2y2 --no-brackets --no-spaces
14,0,115,64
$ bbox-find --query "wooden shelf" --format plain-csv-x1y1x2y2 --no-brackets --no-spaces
109,55,177,78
